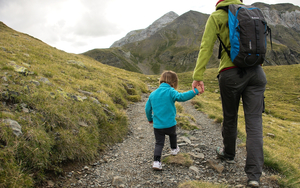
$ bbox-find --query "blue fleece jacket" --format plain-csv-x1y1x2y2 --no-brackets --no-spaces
145,83,199,129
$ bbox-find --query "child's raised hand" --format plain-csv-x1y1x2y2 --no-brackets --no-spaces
196,85,202,95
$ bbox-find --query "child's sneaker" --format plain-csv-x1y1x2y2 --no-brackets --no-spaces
152,161,162,170
216,147,236,164
170,146,180,155
247,180,259,187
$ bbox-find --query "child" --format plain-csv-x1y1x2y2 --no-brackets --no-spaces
145,70,201,170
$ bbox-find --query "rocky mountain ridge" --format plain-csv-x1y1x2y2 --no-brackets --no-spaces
255,3,300,31
83,3,300,75
110,11,179,48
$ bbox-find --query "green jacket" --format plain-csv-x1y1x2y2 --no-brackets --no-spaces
193,0,243,81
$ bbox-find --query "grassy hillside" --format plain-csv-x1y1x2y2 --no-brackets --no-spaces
177,65,300,187
0,22,150,187
83,48,143,74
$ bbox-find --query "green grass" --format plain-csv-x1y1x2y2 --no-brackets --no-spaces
177,65,300,187
179,180,228,188
175,102,199,130
162,153,193,167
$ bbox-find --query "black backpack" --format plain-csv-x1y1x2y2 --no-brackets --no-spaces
217,4,272,67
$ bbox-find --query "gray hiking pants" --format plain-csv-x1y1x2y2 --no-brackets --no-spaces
218,65,267,182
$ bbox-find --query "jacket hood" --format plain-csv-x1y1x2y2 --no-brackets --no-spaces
216,0,243,10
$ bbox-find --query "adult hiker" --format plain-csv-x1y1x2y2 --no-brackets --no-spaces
192,0,267,187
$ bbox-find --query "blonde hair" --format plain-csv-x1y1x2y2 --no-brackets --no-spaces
159,71,178,89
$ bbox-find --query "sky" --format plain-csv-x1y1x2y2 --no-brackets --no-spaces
0,0,299,54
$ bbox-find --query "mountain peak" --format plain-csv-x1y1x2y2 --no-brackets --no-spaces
110,11,179,48
157,11,179,22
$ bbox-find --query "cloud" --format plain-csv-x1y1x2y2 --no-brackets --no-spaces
0,0,125,52
0,0,47,26
72,9,122,37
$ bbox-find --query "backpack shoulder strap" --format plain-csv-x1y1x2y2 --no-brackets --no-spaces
216,5,230,59
217,35,230,59
216,6,229,12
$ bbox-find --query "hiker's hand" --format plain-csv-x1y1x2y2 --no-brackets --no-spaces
192,80,204,94
149,121,153,124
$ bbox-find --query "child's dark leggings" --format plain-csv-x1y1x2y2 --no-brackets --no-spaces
153,125,177,161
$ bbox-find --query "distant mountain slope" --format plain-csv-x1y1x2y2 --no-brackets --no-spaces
254,3,300,55
83,3,300,75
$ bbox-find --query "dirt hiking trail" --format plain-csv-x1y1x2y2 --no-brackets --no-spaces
54,93,280,188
